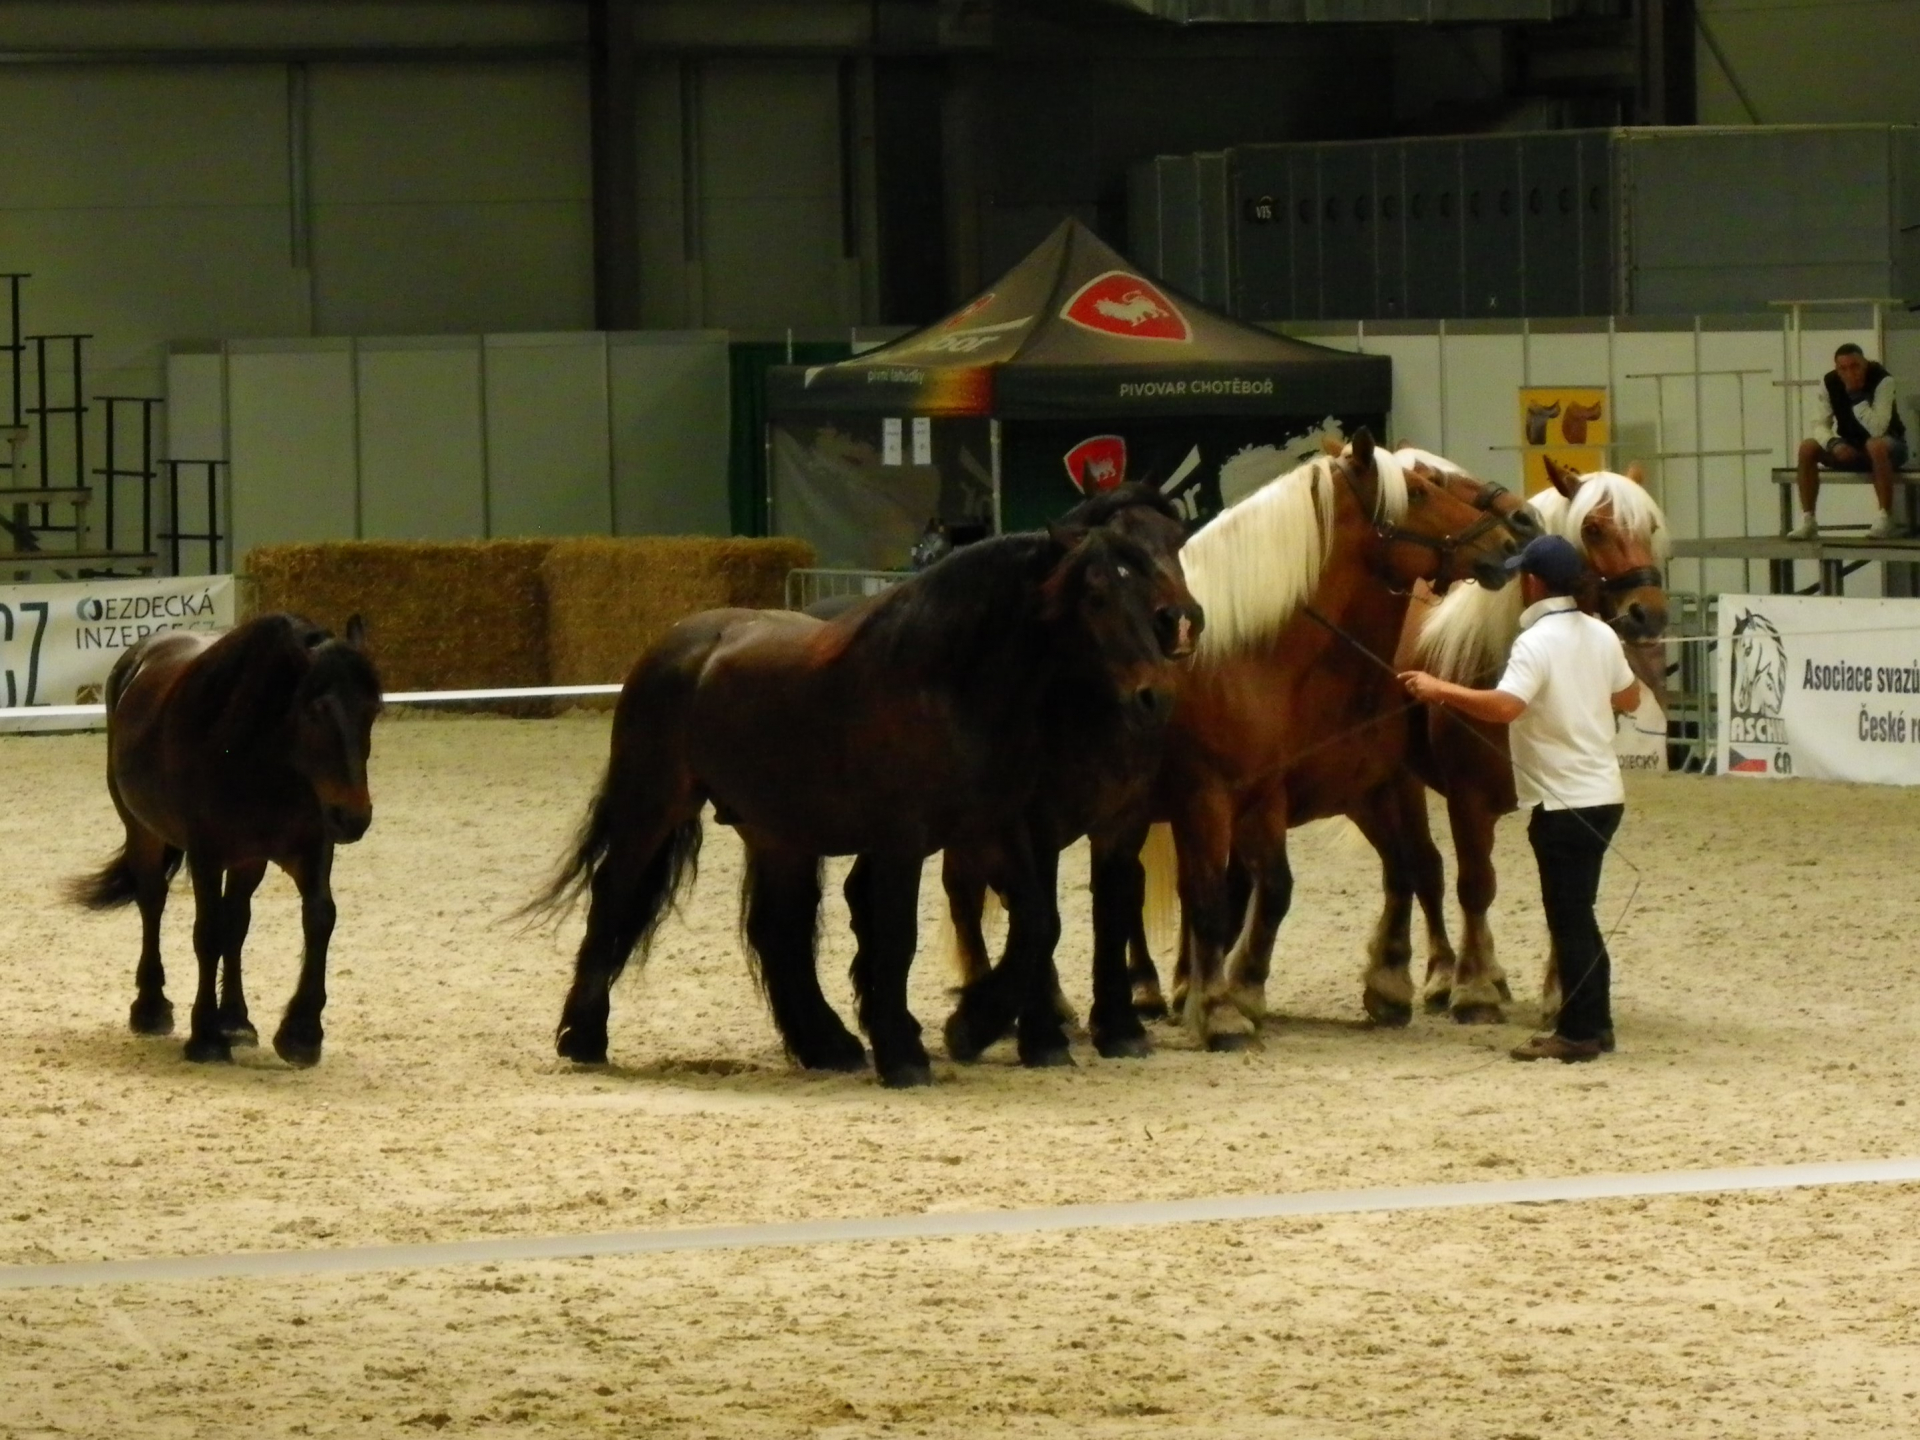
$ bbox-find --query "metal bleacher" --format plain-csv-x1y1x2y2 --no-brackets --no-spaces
1669,468,1920,597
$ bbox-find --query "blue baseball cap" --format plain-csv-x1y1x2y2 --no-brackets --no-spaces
1504,534,1584,593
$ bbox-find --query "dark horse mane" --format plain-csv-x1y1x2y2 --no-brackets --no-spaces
842,489,1169,679
162,613,381,750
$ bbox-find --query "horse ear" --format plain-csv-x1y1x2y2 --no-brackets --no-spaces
1625,461,1646,485
1543,456,1581,498
1348,427,1375,468
1046,520,1088,554
344,613,368,649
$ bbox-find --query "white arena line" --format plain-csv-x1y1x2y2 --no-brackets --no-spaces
0,683,625,723
4,1156,1917,1293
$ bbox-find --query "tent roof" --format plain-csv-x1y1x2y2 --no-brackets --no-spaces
766,218,1389,419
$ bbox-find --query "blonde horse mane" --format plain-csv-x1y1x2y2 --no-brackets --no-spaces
1184,449,1409,660
1413,466,1669,684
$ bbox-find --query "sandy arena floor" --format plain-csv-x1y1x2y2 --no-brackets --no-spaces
3,713,1918,1438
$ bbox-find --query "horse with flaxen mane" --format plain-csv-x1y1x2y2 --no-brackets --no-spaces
1090,431,1524,1049
70,614,383,1067
528,517,1196,1087
1401,456,1668,1026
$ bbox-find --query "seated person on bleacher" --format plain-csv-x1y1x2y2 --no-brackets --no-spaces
1789,343,1909,540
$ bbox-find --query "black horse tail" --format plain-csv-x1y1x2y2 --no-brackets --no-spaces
69,845,180,911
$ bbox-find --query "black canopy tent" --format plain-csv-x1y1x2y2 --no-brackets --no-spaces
765,218,1391,568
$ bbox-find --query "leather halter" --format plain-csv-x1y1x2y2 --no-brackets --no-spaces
1334,455,1510,565
1600,564,1665,594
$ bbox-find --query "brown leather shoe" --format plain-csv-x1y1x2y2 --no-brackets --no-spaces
1510,1032,1602,1063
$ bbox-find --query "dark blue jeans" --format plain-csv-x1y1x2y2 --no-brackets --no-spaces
1528,803,1624,1043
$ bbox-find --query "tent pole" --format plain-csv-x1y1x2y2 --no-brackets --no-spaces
990,418,1003,536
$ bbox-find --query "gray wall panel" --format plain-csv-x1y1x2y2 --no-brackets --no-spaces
1319,145,1375,323
1374,145,1408,320
1519,134,1583,318
1230,146,1293,320
356,338,486,542
1461,138,1521,318
307,62,593,335
228,341,357,558
483,334,611,539
1404,140,1461,319
609,333,731,537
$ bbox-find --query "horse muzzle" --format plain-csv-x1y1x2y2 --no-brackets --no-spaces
1471,555,1515,591
1155,603,1205,659
1611,598,1669,642
324,803,373,844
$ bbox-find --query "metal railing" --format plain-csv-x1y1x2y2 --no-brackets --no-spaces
784,567,909,612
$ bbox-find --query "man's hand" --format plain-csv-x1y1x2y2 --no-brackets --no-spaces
1399,670,1444,704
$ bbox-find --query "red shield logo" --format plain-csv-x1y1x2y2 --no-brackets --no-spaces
1064,435,1127,493
1061,272,1190,342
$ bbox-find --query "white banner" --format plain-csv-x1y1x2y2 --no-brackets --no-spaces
0,574,236,730
1717,593,1920,785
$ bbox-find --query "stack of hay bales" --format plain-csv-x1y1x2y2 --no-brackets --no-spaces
542,536,816,692
242,535,815,701
245,541,554,693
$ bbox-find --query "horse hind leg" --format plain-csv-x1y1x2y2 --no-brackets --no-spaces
737,847,862,1073
1350,792,1417,1028
217,859,268,1045
1088,826,1152,1058
555,813,704,1065
127,832,181,1036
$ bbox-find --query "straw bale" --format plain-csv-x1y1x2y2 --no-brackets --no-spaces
541,536,816,690
242,541,553,694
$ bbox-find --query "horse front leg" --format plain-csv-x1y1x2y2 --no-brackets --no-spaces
1224,838,1290,1031
1414,793,1461,1015
939,849,995,994
1348,786,1418,1028
217,859,268,1045
1173,790,1252,1051
847,848,931,1088
1446,793,1507,1025
1125,823,1177,1021
273,842,336,1068
1088,820,1152,1058
181,852,231,1063
1006,839,1070,1070
746,844,860,1072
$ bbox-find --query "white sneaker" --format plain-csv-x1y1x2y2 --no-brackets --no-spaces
1787,512,1818,540
1867,512,1897,540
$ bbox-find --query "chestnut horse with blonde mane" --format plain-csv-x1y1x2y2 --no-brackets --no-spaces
1099,432,1526,1049
1401,456,1669,1025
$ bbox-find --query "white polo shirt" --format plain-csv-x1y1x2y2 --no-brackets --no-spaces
1496,596,1636,811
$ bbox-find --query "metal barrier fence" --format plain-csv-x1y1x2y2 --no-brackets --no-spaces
784,567,909,611
1665,591,1719,773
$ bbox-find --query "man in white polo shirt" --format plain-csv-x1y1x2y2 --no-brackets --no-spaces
1399,534,1641,1062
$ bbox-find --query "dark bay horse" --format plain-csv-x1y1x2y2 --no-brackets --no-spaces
531,521,1197,1087
932,484,1199,1063
71,614,383,1066
1403,457,1669,1025
1103,432,1523,1049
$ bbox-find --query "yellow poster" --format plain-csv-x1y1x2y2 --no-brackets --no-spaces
1518,386,1608,495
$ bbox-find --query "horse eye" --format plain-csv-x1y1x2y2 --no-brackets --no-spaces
1117,564,1131,579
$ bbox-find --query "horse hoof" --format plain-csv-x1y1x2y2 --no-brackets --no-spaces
942,1012,985,1065
273,1033,323,1068
182,1035,231,1064
129,999,175,1036
1133,998,1170,1023
556,1027,609,1066
1206,1031,1253,1053
1018,1044,1074,1070
1422,990,1452,1014
1451,1003,1506,1026
878,1062,933,1089
1094,1032,1153,1060
1363,992,1414,1028
223,1021,259,1047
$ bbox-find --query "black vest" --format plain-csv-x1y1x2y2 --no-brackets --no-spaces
1825,362,1906,447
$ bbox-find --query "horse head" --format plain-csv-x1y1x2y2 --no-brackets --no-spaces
1041,521,1190,729
1340,429,1519,594
1542,458,1669,640
290,614,385,843
1395,447,1541,550
1057,481,1205,660
1730,611,1786,716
